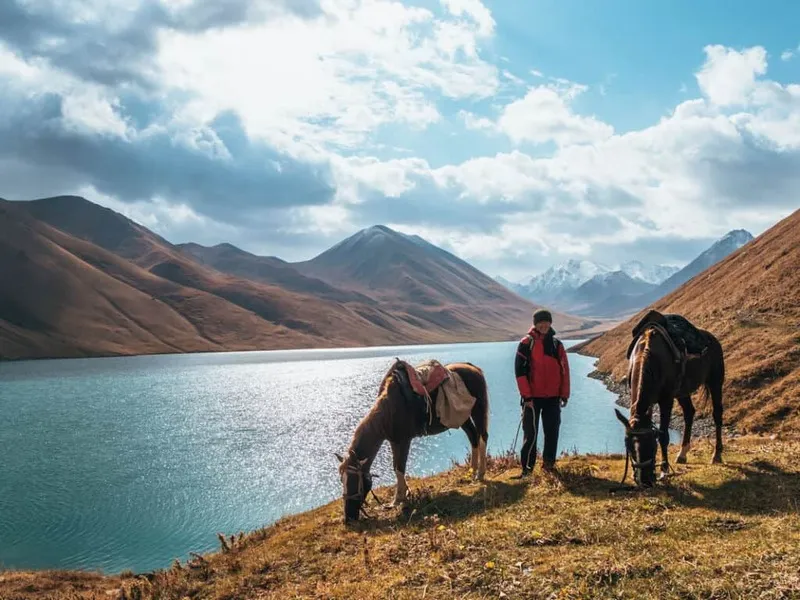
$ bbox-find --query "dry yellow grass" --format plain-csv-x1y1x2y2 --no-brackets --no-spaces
4,436,798,600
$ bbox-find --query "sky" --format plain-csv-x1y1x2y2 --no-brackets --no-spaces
1,0,799,281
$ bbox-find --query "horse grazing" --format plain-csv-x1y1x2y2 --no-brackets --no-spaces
614,310,725,487
336,359,489,523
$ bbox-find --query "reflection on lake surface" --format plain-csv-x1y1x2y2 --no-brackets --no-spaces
0,339,674,573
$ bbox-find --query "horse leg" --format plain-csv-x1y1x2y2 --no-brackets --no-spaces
389,439,411,506
675,395,695,464
710,379,724,465
469,388,489,481
658,396,673,479
460,419,480,479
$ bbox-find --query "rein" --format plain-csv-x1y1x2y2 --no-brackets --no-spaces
634,323,687,397
619,425,659,484
343,461,384,518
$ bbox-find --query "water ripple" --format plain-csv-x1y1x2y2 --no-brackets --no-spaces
0,340,674,573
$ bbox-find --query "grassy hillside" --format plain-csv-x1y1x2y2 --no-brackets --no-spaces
576,208,800,434
3,436,798,600
1,197,605,360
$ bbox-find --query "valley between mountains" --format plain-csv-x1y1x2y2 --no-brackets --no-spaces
1,195,602,361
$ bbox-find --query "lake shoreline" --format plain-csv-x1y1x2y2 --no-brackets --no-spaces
3,435,797,599
0,328,611,364
0,338,625,576
585,367,740,439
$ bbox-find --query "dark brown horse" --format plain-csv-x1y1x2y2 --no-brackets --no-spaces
614,311,725,487
336,360,489,523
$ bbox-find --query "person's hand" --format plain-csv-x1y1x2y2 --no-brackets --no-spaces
523,398,534,409
560,397,568,408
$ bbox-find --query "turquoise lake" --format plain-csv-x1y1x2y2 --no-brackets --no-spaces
0,339,676,574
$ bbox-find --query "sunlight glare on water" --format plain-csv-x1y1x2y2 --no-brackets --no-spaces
0,340,675,574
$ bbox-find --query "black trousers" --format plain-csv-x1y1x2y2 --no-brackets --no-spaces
520,397,561,471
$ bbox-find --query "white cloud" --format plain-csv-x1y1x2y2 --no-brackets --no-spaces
696,44,767,106
322,44,800,278
440,0,495,36
0,43,129,138
459,110,495,131
501,70,525,86
496,82,614,146
84,185,238,243
781,50,794,61
3,0,800,283
155,0,497,158
61,90,130,138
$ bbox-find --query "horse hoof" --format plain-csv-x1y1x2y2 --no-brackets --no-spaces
711,455,722,464
675,455,687,465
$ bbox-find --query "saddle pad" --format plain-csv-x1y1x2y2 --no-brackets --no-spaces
434,370,476,429
629,310,710,358
663,314,711,355
413,359,451,393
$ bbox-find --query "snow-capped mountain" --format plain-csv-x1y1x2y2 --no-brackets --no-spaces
500,228,754,318
522,260,612,298
494,275,524,290
619,260,680,285
566,271,657,316
653,229,754,296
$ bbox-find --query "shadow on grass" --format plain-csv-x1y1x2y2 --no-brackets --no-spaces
557,457,800,517
346,476,529,533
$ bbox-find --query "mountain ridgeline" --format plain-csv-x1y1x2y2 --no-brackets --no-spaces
576,209,799,433
0,195,597,361
498,231,755,318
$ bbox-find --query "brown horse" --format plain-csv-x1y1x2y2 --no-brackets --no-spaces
335,360,489,523
614,311,725,487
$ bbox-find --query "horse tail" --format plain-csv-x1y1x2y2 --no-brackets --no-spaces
699,336,725,409
472,367,490,443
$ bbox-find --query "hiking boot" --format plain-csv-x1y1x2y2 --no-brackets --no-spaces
511,469,532,480
542,462,559,476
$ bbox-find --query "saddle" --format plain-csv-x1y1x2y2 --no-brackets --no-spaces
390,358,476,429
627,310,710,358
626,310,710,395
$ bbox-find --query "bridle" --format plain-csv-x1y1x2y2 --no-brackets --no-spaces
620,425,659,485
342,459,384,519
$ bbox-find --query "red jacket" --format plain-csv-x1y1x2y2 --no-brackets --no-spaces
514,328,570,400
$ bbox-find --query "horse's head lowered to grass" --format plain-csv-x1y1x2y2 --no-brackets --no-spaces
336,451,374,524
614,408,659,487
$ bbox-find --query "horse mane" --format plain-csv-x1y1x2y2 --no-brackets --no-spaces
628,328,662,428
627,309,667,359
338,368,398,477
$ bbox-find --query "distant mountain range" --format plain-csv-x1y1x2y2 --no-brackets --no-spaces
0,195,600,360
578,210,798,434
496,230,754,318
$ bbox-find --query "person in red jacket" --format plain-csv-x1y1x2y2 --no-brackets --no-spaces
514,309,570,477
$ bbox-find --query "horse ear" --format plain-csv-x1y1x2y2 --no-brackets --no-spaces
614,408,631,430
334,452,344,463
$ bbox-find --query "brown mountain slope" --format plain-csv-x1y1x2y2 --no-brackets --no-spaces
0,202,327,359
293,225,589,334
24,196,593,339
2,197,598,359
0,204,457,359
176,242,376,304
13,198,471,345
578,208,800,433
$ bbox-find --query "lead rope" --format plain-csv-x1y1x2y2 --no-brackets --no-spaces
511,408,523,454
620,444,630,484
